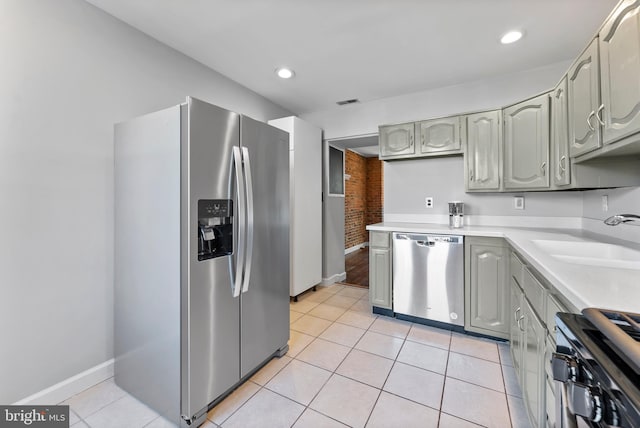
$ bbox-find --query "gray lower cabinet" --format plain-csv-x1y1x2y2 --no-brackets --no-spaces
379,123,415,159
464,237,510,339
510,279,525,376
465,110,502,191
522,298,546,428
369,231,392,309
551,77,571,187
510,251,547,428
568,38,602,158
503,93,551,190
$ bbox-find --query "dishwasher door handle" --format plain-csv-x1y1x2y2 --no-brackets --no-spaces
415,240,435,247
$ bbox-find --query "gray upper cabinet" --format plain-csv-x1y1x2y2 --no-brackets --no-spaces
599,0,640,145
379,123,415,159
417,116,464,155
465,110,501,191
551,77,571,187
568,38,602,157
380,116,465,160
503,94,550,190
465,237,510,339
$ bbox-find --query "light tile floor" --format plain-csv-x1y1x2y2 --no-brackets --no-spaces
62,284,532,428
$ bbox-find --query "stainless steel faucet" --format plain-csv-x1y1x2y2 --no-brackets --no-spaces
604,214,640,226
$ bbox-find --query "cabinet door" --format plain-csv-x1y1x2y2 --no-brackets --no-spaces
523,299,546,428
379,123,415,158
465,238,510,338
568,39,602,157
510,279,524,378
600,0,640,145
417,116,462,155
466,110,501,190
551,77,571,186
369,247,392,309
503,93,550,189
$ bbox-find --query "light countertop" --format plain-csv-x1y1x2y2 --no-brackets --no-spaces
367,222,640,313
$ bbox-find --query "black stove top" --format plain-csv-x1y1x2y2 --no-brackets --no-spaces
557,310,640,427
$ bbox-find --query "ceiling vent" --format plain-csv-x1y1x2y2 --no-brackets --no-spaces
336,98,360,106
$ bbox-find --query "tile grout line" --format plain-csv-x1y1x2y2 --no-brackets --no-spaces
279,291,372,427
437,335,497,428
435,334,452,428
212,381,262,427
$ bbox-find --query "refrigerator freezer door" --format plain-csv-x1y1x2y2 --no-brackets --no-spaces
239,116,290,378
182,98,241,420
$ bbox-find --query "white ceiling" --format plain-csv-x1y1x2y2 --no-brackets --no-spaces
330,135,379,157
86,0,618,115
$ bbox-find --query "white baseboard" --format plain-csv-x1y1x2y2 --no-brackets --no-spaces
322,272,347,285
345,243,367,255
14,359,114,405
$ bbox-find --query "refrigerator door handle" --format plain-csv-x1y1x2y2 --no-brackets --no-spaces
241,147,254,293
232,146,246,298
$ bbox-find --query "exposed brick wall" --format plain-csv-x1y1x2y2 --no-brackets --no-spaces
366,157,383,226
345,150,367,249
344,151,384,249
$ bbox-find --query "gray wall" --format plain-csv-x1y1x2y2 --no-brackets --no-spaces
384,157,583,219
581,186,640,243
302,61,570,140
0,0,289,404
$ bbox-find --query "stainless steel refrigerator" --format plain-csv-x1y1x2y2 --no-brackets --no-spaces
114,97,290,427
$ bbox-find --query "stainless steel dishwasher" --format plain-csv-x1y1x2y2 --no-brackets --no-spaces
392,233,464,326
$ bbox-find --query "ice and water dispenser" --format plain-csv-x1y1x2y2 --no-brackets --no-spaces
198,199,233,261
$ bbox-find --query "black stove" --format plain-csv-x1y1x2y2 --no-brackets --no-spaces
553,309,640,428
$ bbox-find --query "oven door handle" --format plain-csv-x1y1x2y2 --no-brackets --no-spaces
556,379,579,428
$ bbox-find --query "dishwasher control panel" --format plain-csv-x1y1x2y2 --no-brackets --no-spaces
394,234,463,244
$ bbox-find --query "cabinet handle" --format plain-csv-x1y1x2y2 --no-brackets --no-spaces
559,155,566,177
541,161,546,176
514,307,521,323
410,135,414,147
587,111,596,132
421,134,425,147
596,104,605,126
518,315,525,332
469,169,474,181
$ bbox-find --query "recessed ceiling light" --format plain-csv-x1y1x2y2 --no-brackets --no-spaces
275,67,295,79
500,30,523,44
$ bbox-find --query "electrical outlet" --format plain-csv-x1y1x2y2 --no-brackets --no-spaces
602,195,608,212
514,196,524,210
425,197,433,208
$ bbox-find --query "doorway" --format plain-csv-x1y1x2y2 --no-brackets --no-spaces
329,135,382,288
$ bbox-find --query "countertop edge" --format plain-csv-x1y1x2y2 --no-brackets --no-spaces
366,222,640,313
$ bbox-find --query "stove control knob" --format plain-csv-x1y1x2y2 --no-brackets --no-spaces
551,353,578,382
568,383,603,423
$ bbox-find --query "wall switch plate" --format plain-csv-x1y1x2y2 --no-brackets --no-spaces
425,197,433,208
602,195,608,212
514,196,524,210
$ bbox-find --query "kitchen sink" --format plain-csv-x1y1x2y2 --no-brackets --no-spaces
531,239,640,270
